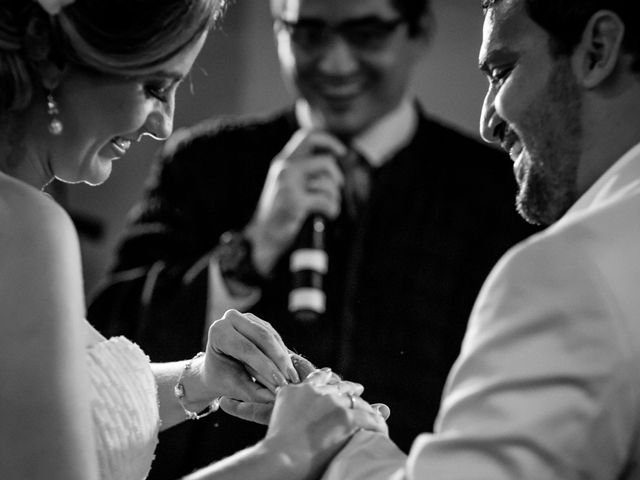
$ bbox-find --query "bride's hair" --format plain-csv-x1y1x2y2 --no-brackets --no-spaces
0,0,226,112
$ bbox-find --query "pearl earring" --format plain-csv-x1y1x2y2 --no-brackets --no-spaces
46,92,63,135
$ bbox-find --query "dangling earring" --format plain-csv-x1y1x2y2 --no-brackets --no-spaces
46,91,63,135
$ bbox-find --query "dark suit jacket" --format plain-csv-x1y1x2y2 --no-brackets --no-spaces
88,105,538,479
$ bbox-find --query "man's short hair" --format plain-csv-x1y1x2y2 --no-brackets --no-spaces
482,0,640,72
390,0,431,37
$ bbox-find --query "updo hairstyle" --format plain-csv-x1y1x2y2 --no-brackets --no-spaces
0,0,226,113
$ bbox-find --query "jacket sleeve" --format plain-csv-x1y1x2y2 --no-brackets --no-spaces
404,234,637,479
324,232,637,480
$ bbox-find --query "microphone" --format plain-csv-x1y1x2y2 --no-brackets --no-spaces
289,213,328,322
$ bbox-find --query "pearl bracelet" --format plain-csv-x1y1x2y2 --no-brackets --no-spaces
174,352,220,420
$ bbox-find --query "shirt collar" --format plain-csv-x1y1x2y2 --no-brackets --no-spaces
565,141,640,219
295,98,418,167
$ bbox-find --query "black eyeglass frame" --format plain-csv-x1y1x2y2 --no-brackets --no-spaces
273,16,408,52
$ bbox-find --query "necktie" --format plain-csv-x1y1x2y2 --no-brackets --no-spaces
338,148,371,219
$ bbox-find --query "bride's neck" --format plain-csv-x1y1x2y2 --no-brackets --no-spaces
0,115,54,190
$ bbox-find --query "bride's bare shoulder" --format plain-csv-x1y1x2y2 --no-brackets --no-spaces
0,175,84,330
0,176,74,232
0,175,78,262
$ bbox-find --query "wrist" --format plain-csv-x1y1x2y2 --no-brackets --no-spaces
175,353,219,420
256,437,310,480
214,230,266,289
243,222,281,275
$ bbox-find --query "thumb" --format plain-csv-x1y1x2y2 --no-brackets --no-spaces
219,397,273,425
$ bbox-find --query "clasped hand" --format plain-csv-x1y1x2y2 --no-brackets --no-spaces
198,309,389,439
198,309,296,423
264,369,389,479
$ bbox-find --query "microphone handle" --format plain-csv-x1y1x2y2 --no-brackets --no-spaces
289,214,328,322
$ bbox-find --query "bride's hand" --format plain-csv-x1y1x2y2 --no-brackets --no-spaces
199,309,299,424
221,352,390,422
258,369,389,479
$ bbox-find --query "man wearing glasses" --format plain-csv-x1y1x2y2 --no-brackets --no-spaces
88,1,535,479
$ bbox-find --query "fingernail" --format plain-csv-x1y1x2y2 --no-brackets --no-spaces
273,372,288,387
321,367,332,373
287,366,300,384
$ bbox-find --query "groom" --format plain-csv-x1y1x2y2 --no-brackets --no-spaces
324,0,640,477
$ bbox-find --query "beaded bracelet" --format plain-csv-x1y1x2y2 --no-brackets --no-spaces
174,352,220,420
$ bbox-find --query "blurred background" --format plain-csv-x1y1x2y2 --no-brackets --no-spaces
63,0,489,297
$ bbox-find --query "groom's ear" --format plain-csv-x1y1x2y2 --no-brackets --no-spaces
573,9,626,89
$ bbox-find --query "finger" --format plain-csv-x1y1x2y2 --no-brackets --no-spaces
304,368,336,387
324,390,368,414
219,397,273,425
244,363,284,396
229,311,292,365
335,381,364,396
372,403,391,420
306,389,375,418
340,395,390,435
213,352,275,402
302,192,342,220
284,129,347,160
350,407,390,435
221,311,297,386
304,177,342,212
243,313,291,365
305,175,340,195
290,353,316,380
298,375,346,396
296,154,345,188
243,312,301,384
320,371,343,385
209,329,284,394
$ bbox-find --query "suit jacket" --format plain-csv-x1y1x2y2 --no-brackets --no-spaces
88,105,536,479
324,144,640,480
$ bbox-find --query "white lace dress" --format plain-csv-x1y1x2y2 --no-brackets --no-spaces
87,336,160,480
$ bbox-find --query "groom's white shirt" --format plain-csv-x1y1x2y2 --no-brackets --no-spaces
324,142,640,479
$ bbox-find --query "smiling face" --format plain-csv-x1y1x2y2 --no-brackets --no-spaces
273,0,428,138
479,0,583,225
47,33,206,186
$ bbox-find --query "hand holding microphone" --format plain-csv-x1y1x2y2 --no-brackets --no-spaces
244,129,346,281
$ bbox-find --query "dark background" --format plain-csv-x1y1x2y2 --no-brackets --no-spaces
61,0,490,297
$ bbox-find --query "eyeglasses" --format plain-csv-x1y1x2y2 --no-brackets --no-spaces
274,17,407,53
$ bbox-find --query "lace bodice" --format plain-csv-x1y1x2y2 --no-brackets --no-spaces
87,336,160,480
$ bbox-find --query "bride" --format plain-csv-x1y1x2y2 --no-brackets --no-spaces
0,1,388,479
